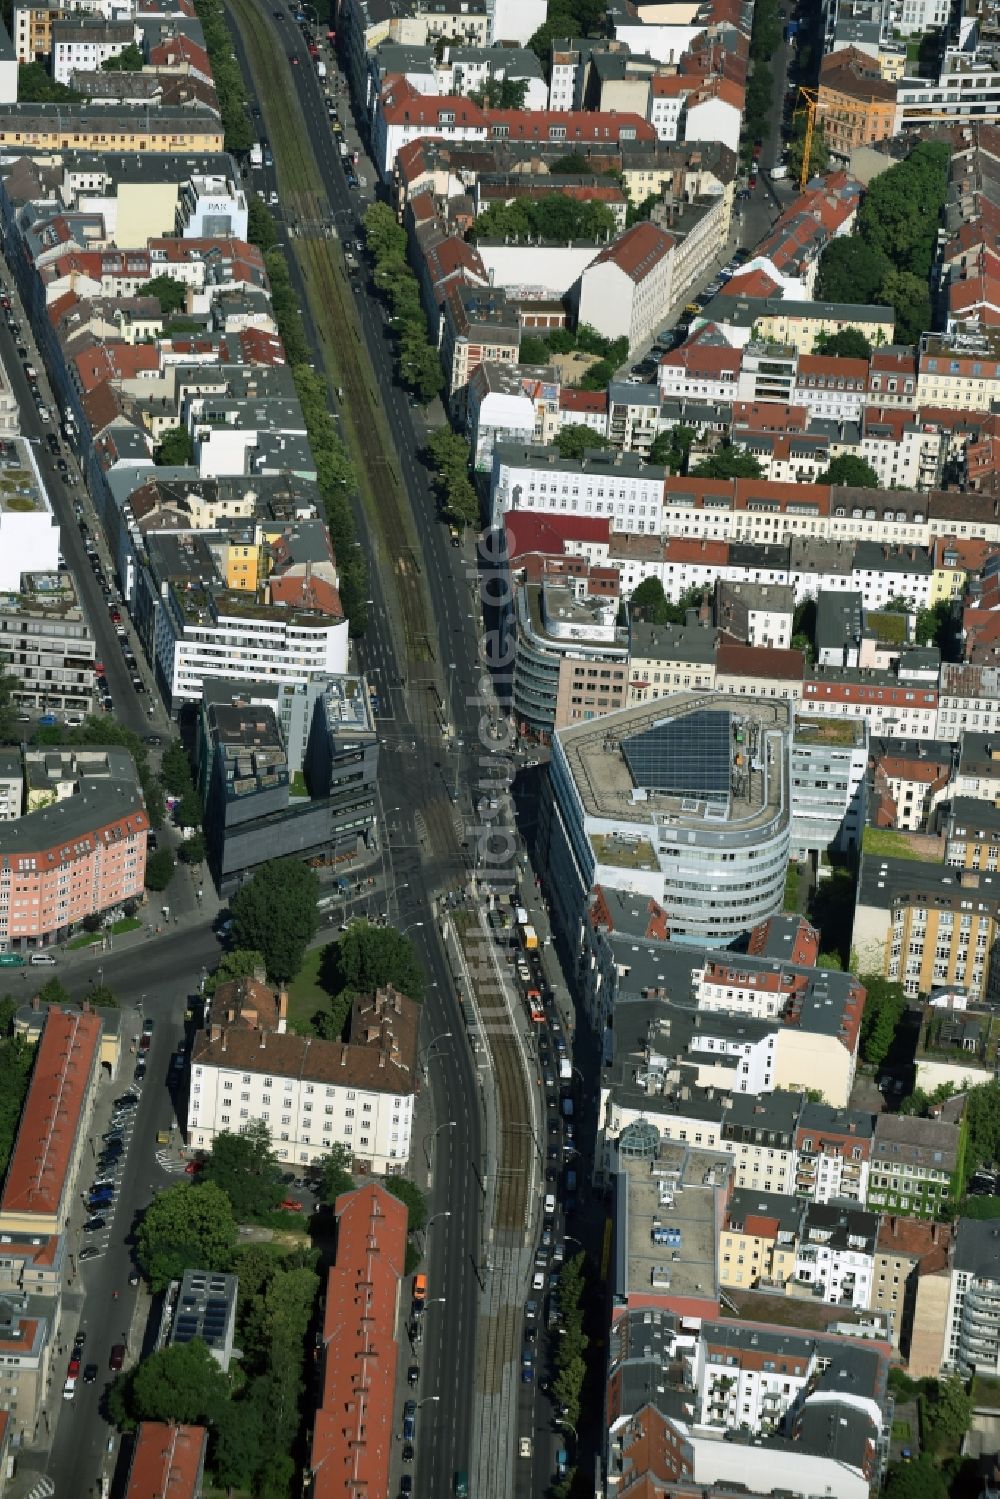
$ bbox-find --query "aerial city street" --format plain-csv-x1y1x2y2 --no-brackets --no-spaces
0,0,997,1495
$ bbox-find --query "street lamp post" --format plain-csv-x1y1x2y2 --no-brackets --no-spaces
418,1029,452,1074
400,919,424,938
423,1210,451,1238
423,1119,456,1170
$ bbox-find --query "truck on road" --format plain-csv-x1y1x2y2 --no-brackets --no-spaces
250,142,263,168
316,59,327,77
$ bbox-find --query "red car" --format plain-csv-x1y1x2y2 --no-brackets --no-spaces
280,1198,303,1212
68,1355,81,1377
184,1159,204,1176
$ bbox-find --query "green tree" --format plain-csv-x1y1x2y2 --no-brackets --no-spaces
205,948,265,995
859,141,950,281
691,445,764,480
230,858,320,982
469,76,529,108
884,1456,948,1499
247,195,278,252
155,425,193,467
144,846,175,892
555,424,611,460
328,920,425,1002
922,1374,972,1456
36,976,71,1006
137,1181,237,1292
316,1143,354,1203
180,830,206,864
109,1339,231,1430
0,672,24,745
102,41,144,70
814,328,873,358
0,1034,36,1180
528,15,579,70
363,201,408,261
820,453,880,488
385,1176,427,1233
548,151,590,174
880,267,932,346
816,237,890,304
629,577,672,626
137,274,188,316
859,975,907,1069
202,1122,284,1222
15,63,81,102
212,1398,264,1490
161,739,193,796
444,474,479,529
648,425,695,473
786,115,829,182
193,0,253,154
519,334,552,365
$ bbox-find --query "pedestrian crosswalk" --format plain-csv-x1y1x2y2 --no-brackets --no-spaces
155,1150,187,1175
25,1476,55,1499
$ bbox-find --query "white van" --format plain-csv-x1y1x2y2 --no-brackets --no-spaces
30,952,57,966
543,1193,556,1217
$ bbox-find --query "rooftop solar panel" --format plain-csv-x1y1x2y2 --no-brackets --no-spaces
622,709,732,801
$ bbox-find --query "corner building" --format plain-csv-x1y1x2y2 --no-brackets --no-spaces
543,692,792,949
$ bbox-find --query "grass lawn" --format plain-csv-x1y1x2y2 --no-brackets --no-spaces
286,944,330,1034
111,916,142,935
862,826,939,862
67,932,102,949
892,1420,911,1441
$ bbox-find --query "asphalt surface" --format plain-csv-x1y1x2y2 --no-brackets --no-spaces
0,276,162,743
234,10,494,1494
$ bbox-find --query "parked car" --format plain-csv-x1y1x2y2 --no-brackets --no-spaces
109,1344,126,1371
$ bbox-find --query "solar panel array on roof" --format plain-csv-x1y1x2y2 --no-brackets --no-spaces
622,709,732,802
173,1315,200,1343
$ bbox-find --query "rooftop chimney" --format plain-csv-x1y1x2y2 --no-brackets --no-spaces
277,989,288,1035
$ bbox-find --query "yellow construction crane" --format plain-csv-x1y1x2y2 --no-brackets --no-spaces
793,86,820,191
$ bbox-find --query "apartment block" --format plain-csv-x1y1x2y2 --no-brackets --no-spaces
0,571,98,719
0,1007,103,1235
867,1112,961,1218
944,1218,1000,1375
0,751,147,947
125,1424,208,1499
310,1185,407,1499
188,976,418,1172
718,1188,804,1292
793,1101,873,1204
870,1216,951,1359
853,855,1000,1001
0,103,224,152
790,715,868,857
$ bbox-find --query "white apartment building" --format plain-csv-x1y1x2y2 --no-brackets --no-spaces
156,588,350,708
648,74,689,140
51,18,136,83
0,441,59,589
937,664,1000,741
944,1218,1000,1375
491,443,666,534
189,980,419,1173
792,1203,877,1308
488,0,547,45
576,223,675,355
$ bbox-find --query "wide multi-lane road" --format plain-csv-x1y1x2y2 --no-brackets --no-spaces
228,6,503,1492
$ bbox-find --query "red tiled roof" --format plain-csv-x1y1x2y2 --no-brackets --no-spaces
720,266,779,299
485,108,656,143
125,1423,207,1499
716,642,805,680
505,511,610,560
799,353,869,381
587,222,673,282
267,573,343,617
73,343,159,393
311,1185,407,1499
559,387,607,413
0,1008,102,1219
